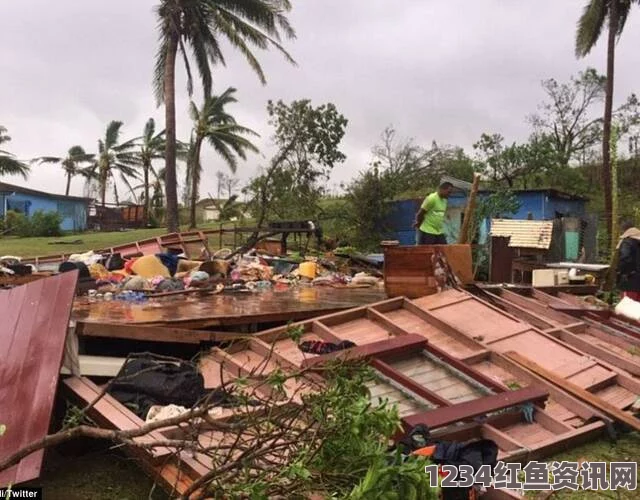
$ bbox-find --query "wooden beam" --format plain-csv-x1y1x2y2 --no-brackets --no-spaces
557,330,640,377
63,376,173,461
504,351,640,432
76,321,243,344
402,386,548,430
458,173,481,244
301,335,428,369
481,424,527,452
489,353,609,422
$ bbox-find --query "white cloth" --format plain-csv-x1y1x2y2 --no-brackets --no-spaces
615,296,640,322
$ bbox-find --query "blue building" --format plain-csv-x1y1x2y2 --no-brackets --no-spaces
385,189,589,245
0,181,90,231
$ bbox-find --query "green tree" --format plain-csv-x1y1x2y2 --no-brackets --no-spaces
135,118,166,224
86,121,139,206
245,99,348,226
473,133,556,189
528,68,606,166
576,0,639,246
187,87,259,228
35,146,94,196
0,126,29,179
153,0,295,233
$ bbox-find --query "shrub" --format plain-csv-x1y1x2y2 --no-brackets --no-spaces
2,209,62,237
30,210,63,237
4,210,32,237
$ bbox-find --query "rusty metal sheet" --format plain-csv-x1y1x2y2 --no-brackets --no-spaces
0,270,78,486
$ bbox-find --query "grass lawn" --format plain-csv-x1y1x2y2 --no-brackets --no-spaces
0,228,169,257
0,221,256,258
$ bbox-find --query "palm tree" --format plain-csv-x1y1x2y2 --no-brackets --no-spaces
187,88,259,228
153,0,296,232
136,118,166,224
576,0,638,246
0,126,29,179
86,121,140,206
35,146,94,195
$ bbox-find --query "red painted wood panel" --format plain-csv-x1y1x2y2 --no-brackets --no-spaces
0,271,78,486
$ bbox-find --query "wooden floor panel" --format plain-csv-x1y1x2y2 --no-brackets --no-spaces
567,365,614,390
500,422,556,446
593,384,638,409
327,318,392,344
470,360,522,388
489,331,582,371
544,400,580,424
429,300,525,343
384,309,480,357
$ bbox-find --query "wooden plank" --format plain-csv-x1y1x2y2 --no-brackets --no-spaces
76,322,244,344
401,386,548,430
0,271,78,486
301,334,428,368
63,376,173,460
505,351,640,432
371,359,451,407
557,329,640,376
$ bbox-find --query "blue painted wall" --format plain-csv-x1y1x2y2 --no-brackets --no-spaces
0,191,87,231
384,190,587,244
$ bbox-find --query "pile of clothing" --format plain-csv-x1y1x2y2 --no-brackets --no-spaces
59,250,221,297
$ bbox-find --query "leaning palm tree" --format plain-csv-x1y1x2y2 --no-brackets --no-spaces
35,146,94,195
86,121,140,206
136,118,166,224
153,0,296,232
187,88,259,228
576,0,639,247
0,126,29,179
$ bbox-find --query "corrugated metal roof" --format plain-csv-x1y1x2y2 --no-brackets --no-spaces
490,219,553,249
0,271,78,486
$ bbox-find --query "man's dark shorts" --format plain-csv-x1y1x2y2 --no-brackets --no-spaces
417,232,447,245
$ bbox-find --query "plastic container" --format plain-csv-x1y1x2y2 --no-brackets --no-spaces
298,261,317,280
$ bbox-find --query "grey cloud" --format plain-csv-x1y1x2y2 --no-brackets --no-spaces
1,0,639,198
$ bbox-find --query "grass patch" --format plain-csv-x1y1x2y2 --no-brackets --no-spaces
546,431,640,499
0,221,258,258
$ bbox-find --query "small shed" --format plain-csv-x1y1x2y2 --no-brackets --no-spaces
0,181,89,231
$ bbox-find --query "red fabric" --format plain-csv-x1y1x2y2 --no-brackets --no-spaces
622,291,640,302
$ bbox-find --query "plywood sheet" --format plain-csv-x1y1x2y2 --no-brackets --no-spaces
0,271,78,486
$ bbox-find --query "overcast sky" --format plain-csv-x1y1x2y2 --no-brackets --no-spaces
1,0,639,201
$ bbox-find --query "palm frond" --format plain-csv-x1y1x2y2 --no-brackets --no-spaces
105,121,124,149
0,154,30,179
575,0,608,57
143,119,156,143
34,156,63,164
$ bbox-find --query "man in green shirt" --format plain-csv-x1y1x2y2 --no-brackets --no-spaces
413,181,453,245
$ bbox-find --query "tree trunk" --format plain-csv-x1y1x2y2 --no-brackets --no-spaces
65,172,72,196
189,137,203,229
602,0,619,250
99,161,108,207
143,161,150,226
164,32,180,233
113,178,119,206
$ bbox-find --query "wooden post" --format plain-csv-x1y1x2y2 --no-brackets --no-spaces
458,173,481,244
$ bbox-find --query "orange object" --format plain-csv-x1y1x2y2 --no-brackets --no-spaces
412,445,437,457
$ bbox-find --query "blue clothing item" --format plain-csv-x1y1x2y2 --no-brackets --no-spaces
156,253,180,276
